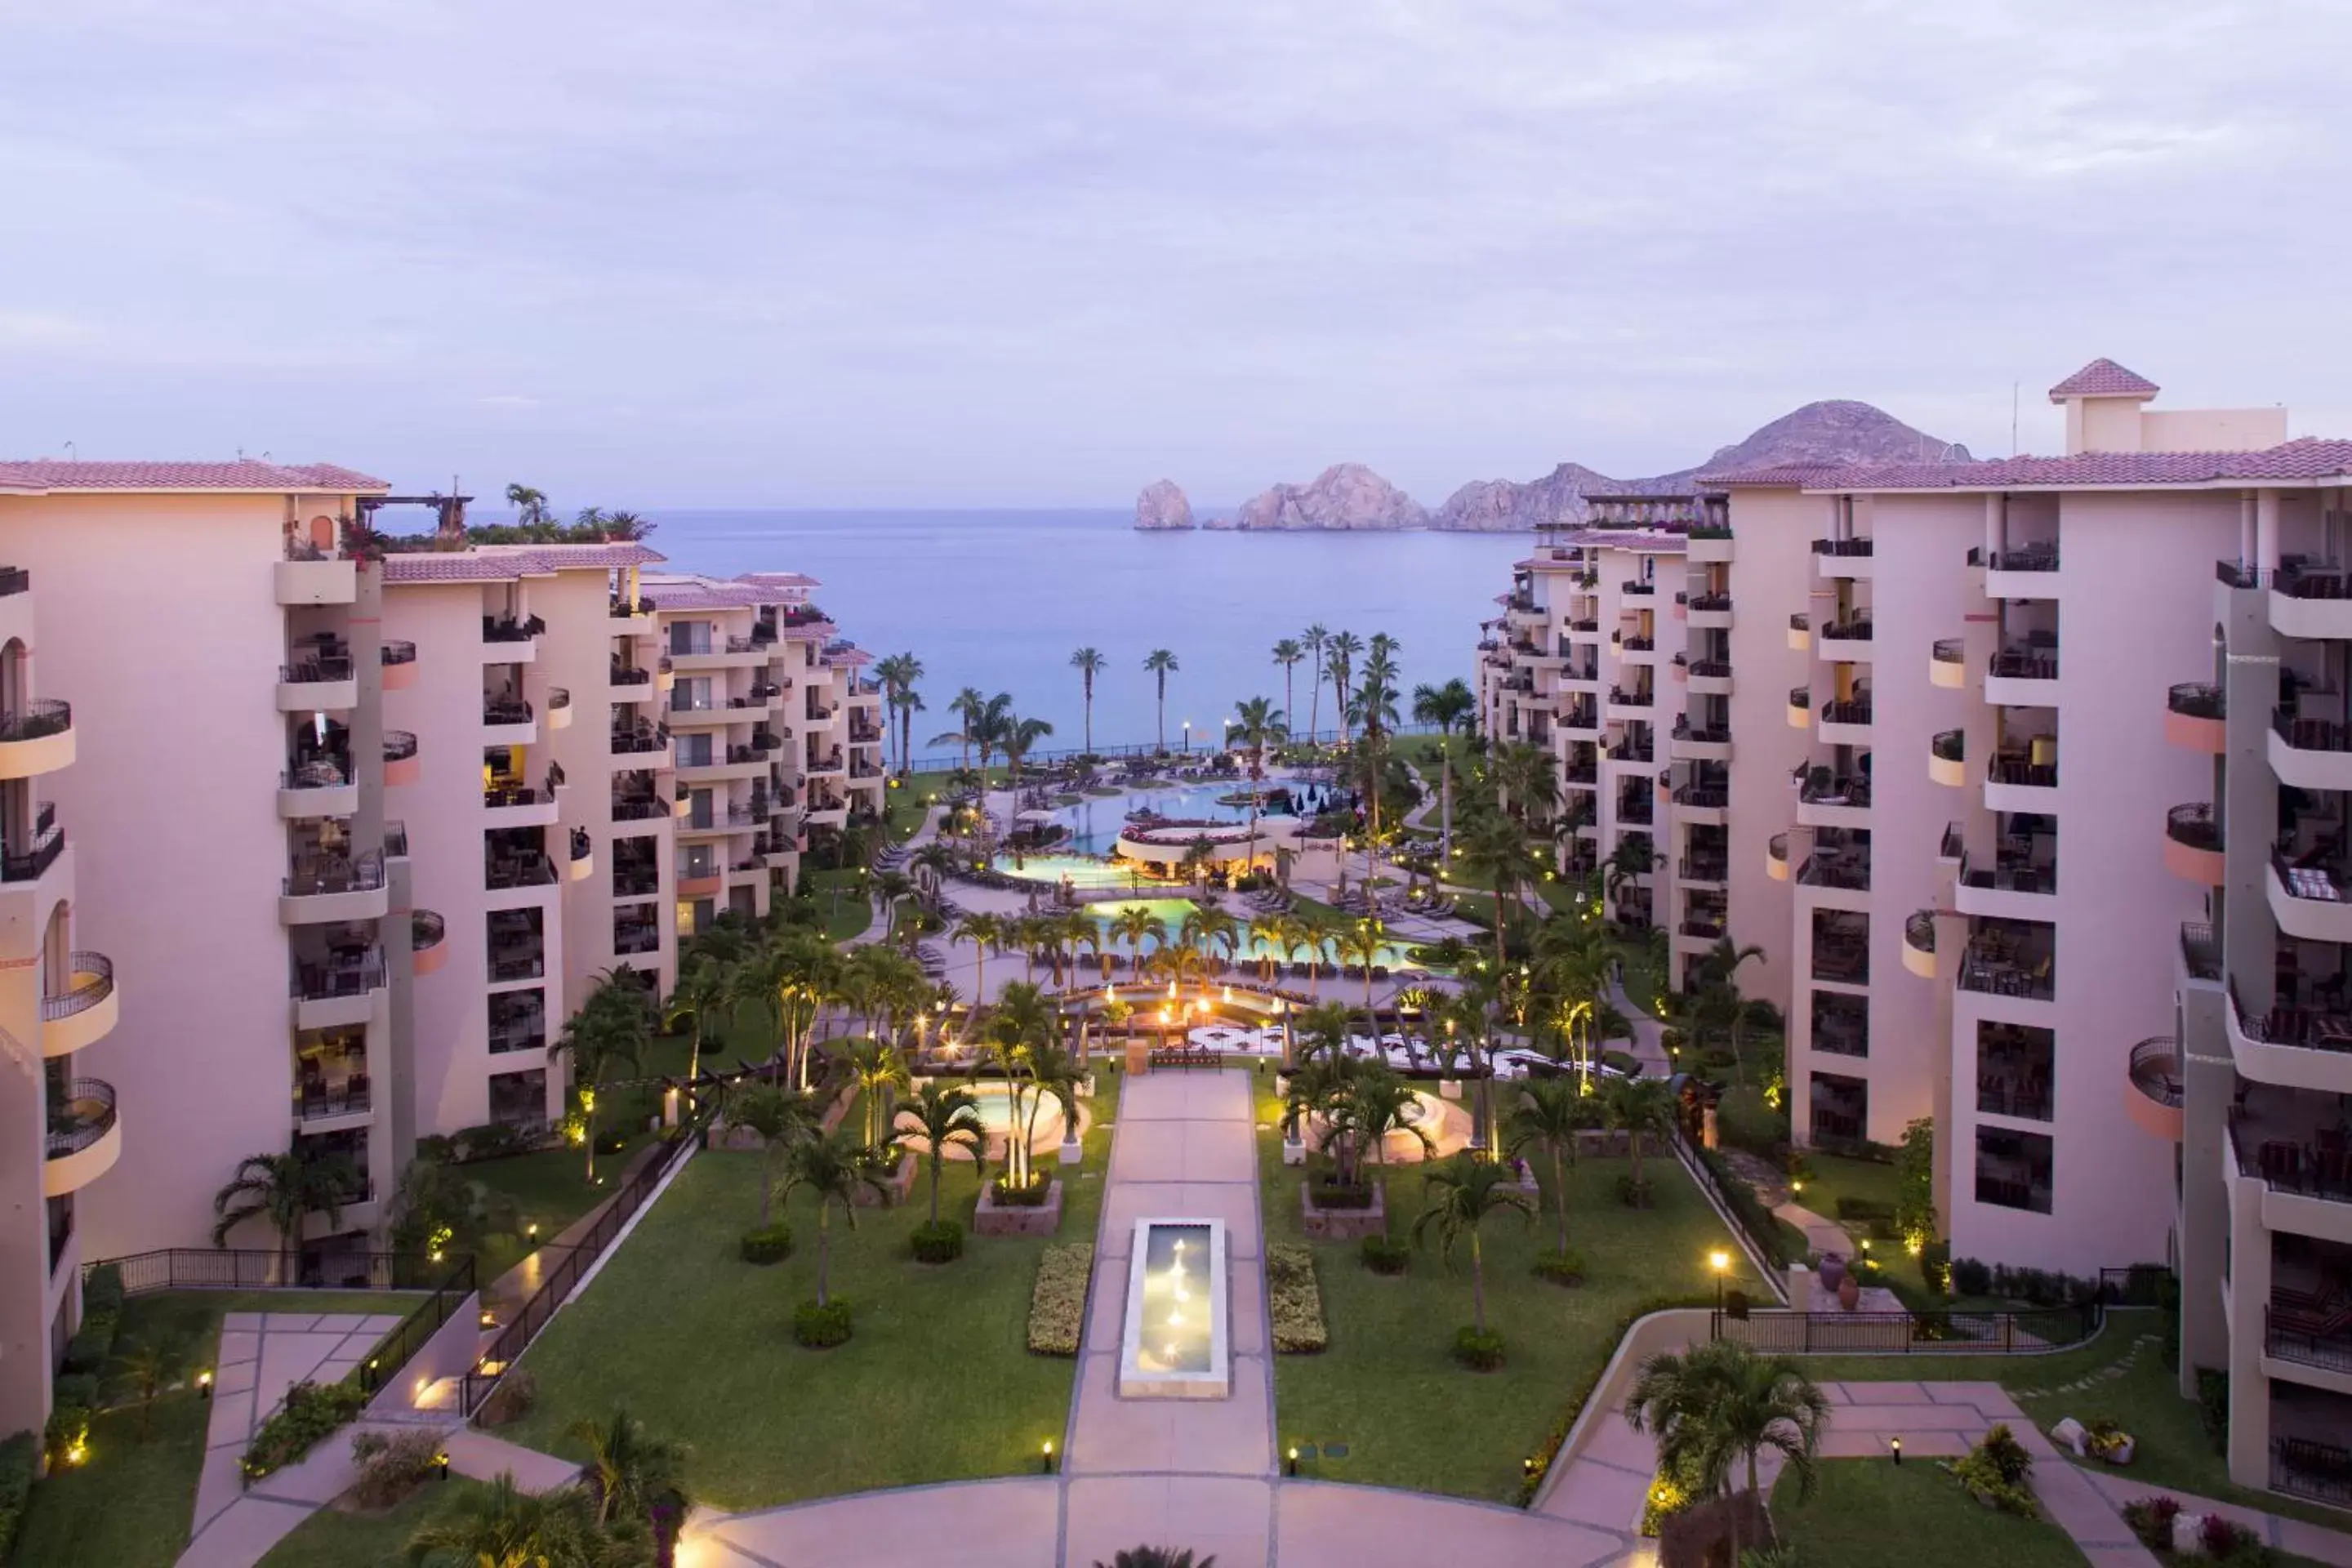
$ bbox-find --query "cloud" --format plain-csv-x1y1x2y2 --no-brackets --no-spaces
0,0,2345,503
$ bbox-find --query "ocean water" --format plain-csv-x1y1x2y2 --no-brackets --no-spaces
638,510,1526,759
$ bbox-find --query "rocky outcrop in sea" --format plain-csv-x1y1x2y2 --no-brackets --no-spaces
1210,463,1427,531
1134,479,1194,531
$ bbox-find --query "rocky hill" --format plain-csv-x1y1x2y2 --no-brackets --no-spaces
1428,400,1969,532
1207,462,1428,532
1134,400,1968,531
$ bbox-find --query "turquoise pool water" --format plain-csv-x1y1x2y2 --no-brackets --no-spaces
1052,781,1302,855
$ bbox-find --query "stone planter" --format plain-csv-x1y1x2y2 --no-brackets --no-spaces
853,1152,916,1208
1281,1135,1307,1167
975,1178,1062,1237
1438,1079,1463,1100
1301,1178,1388,1240
1836,1273,1861,1312
1058,1136,1084,1166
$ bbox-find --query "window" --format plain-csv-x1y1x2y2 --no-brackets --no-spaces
1975,1127,2054,1214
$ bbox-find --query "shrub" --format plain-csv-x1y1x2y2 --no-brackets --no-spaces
476,1366,536,1428
60,1322,114,1378
793,1299,855,1348
910,1219,964,1263
0,1432,30,1561
453,1121,535,1161
1947,1423,2038,1517
1452,1326,1506,1371
81,1263,123,1324
1027,1245,1092,1355
2198,1369,2230,1453
740,1223,794,1264
42,1400,88,1468
1697,1147,1786,1267
243,1379,372,1478
992,1174,1052,1209
2120,1494,2182,1551
51,1372,100,1414
1949,1255,1992,1296
1310,1180,1374,1211
1532,1248,1588,1286
348,1428,443,1509
1614,1174,1655,1209
1360,1236,1410,1275
1267,1245,1327,1353
2201,1511,2258,1559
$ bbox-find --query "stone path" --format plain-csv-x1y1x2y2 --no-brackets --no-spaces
176,1310,407,1568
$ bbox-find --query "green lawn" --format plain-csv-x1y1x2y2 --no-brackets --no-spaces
11,1290,425,1568
799,867,878,942
499,1074,1121,1508
256,1477,498,1567
1771,1458,2089,1566
1257,1089,1753,1503
1793,1313,2352,1535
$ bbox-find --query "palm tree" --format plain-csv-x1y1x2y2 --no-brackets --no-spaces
1018,1034,1086,1164
1229,696,1288,871
776,1128,887,1307
114,1333,188,1438
1000,715,1056,857
1603,1075,1678,1195
933,686,989,774
1108,903,1165,970
1071,647,1107,757
1283,920,1330,997
873,653,925,777
953,911,1006,1012
1332,922,1388,1039
1179,903,1241,973
896,1081,987,1223
1143,649,1180,752
504,483,550,527
566,1408,691,1530
723,1080,814,1228
662,956,731,1109
1413,1153,1535,1336
1411,678,1478,858
1507,1077,1595,1255
837,1036,911,1147
1339,1067,1431,1230
1271,639,1304,733
403,1472,611,1567
1625,1340,1829,1564
983,982,1055,1187
1246,915,1285,982
1695,935,1768,1084
1094,1550,1216,1568
212,1145,354,1281
1490,738,1561,831
1602,836,1659,920
1457,808,1534,975
1301,624,1330,743
1325,631,1364,746
550,969,651,1181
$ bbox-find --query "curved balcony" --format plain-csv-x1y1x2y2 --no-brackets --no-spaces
2163,804,2225,885
1930,729,1966,787
384,731,421,787
569,826,595,882
1930,639,1967,689
1787,613,1810,653
277,655,356,714
546,686,572,731
2124,1036,2184,1142
2225,986,2352,1094
1903,909,1936,978
42,952,118,1057
2269,850,2352,944
2269,710,2352,792
412,911,448,977
1788,686,1811,729
2165,684,2224,754
279,764,358,820
381,639,419,692
1766,833,1790,881
0,700,74,778
281,849,389,925
45,1078,121,1196
1668,653,1687,684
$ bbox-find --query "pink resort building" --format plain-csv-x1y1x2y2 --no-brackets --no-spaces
1478,361,2352,1501
0,464,880,1437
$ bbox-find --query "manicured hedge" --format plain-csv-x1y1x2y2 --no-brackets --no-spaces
1027,1244,1092,1356
243,1379,372,1479
1266,1245,1326,1353
0,1431,33,1561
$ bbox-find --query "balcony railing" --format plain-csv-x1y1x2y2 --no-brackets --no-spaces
3,808,65,883
381,639,416,668
611,723,671,755
612,796,667,822
1607,737,1655,764
2128,1036,2183,1110
1789,613,1808,635
1811,942,1869,985
1962,853,2056,897
2180,922,2221,982
2265,1306,2352,1376
488,943,545,982
1621,635,1655,652
2166,682,2223,720
611,662,653,687
47,1078,118,1160
483,697,533,726
1904,910,1936,953
1958,940,2053,1000
484,854,558,891
1688,659,1732,679
483,783,546,811
1819,618,1873,643
1932,728,1964,763
1820,698,1873,726
1672,784,1728,810
1800,855,1871,891
1811,537,1873,557
614,868,661,897
292,950,385,1002
1607,686,1653,708
2167,802,2221,852
2232,1113,2352,1203
295,1076,372,1121
281,653,354,684
2275,560,2352,601
1932,638,1965,667
1977,542,2060,572
1976,1080,2052,1120
2232,984,2352,1055
384,731,418,763
2273,1439,2352,1507
1990,648,2059,680
413,911,445,951
40,952,114,1021
1788,685,1810,710
611,595,656,618
0,699,72,743
483,614,545,643
1987,755,2058,788
614,922,661,956
2273,708,2352,754
0,567,28,598
1797,773,1871,810
284,849,385,898
1687,591,1731,612
1622,581,1655,596
1678,858,1729,883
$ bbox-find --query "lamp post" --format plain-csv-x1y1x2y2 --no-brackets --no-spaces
1183,719,1192,755
1709,1248,1731,1312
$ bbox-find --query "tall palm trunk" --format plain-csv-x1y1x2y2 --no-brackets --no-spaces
1307,653,1323,742
815,1205,831,1306
1082,675,1094,756
1551,1143,1569,1252
1471,1230,1487,1334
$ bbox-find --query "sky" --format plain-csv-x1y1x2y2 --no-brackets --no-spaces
3,0,2348,508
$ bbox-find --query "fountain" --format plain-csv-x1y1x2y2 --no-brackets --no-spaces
1117,1218,1229,1399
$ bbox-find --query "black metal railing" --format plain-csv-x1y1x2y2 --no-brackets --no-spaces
2167,802,2221,852
0,567,29,597
1714,1302,2098,1354
1904,910,1936,953
381,639,416,668
46,1077,117,1160
412,911,445,951
1932,638,1965,666
0,699,72,743
1990,648,2060,680
89,1248,458,1294
485,853,558,890
2180,922,2221,981
1932,729,1964,763
384,730,418,763
40,951,113,1021
2273,1439,2352,1506
281,655,354,685
292,951,386,1002
1820,698,1873,725
1820,618,1873,642
284,849,385,899
1811,537,1875,558
2127,1037,2181,1109
2167,681,2223,719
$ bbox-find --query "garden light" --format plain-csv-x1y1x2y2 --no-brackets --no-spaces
198,1370,212,1400
1890,1437,1902,1466
437,1451,452,1481
1041,1439,1056,1473
1286,1446,1299,1477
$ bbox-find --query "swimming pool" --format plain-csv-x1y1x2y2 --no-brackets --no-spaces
1051,780,1304,855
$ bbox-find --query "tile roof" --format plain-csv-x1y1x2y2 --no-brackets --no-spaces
641,582,774,612
1690,461,1858,488
1814,439,2352,492
0,459,386,492
734,570,821,590
2047,358,2160,401
381,541,666,584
